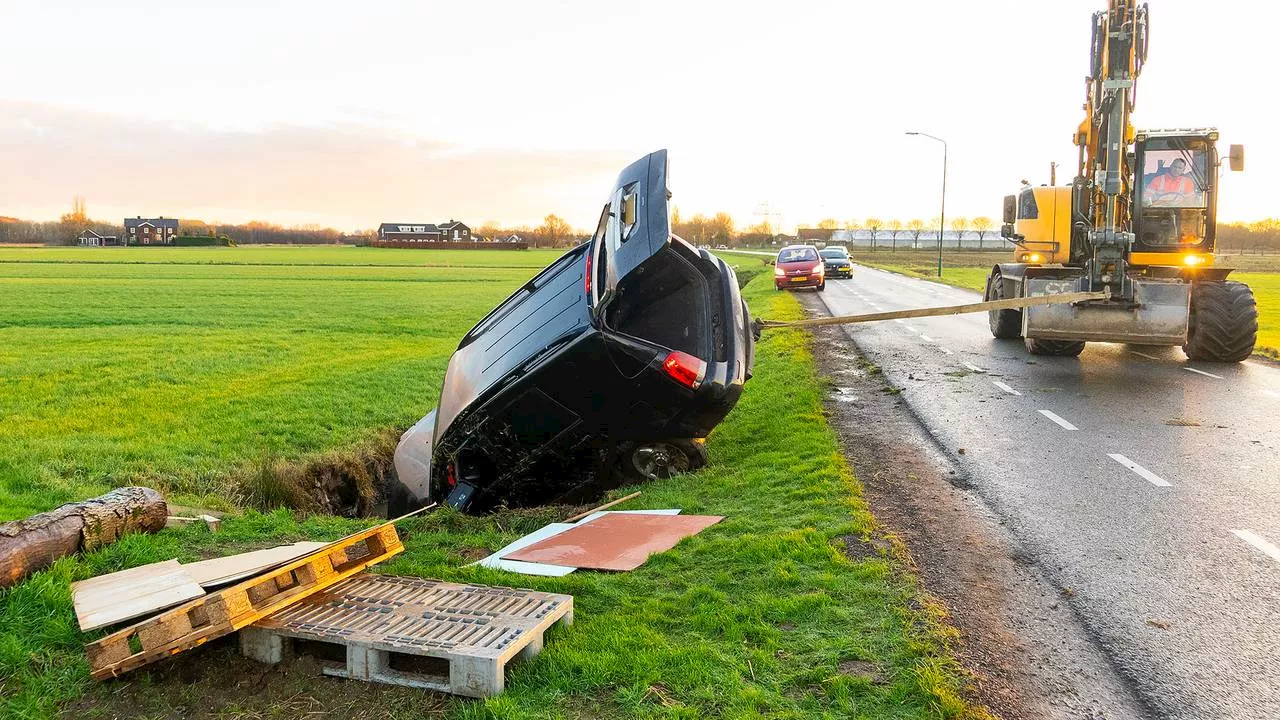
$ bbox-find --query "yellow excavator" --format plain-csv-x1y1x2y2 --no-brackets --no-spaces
985,0,1257,361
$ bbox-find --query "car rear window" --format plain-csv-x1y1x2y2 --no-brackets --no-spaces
778,247,818,263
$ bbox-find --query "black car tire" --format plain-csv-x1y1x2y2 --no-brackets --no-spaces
615,439,707,483
817,280,826,292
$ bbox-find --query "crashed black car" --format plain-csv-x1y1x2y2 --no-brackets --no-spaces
391,150,756,513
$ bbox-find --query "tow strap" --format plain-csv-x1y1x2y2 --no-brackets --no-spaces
754,289,1109,331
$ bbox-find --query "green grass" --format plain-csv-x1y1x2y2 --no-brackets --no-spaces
0,264,983,719
0,247,562,521
0,245,564,268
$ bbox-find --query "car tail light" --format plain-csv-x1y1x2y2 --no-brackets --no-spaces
662,351,706,389
585,248,593,294
446,462,457,487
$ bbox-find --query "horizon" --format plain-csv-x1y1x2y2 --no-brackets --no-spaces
3,1,1276,232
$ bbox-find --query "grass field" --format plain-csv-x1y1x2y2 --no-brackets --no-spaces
845,249,1280,355
1,246,980,718
0,246,570,521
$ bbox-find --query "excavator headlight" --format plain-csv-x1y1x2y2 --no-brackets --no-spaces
1019,253,1043,263
1183,254,1204,266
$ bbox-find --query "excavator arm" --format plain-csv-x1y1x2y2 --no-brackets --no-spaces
1073,0,1149,296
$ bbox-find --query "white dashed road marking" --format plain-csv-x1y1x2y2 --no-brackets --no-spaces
963,362,986,373
938,346,954,355
919,334,935,343
993,381,1021,396
1232,530,1280,565
1107,453,1171,487
1038,409,1078,431
1131,351,1161,361
1184,367,1224,379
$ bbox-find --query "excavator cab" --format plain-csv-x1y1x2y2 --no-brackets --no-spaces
1131,130,1221,265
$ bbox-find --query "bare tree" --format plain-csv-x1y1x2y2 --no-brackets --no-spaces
907,219,927,250
816,218,839,230
864,217,883,250
886,219,903,251
972,216,994,248
950,216,969,249
537,214,574,248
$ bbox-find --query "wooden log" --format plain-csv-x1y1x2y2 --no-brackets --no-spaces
0,487,168,588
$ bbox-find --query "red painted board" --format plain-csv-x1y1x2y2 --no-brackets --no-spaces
501,513,723,571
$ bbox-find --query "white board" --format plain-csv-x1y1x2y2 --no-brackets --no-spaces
469,523,578,576
72,560,205,631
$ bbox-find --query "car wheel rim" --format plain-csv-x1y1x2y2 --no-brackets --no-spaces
631,443,691,480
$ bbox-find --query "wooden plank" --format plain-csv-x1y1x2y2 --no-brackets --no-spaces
562,491,641,522
72,560,205,632
756,290,1109,329
182,542,328,588
86,522,407,680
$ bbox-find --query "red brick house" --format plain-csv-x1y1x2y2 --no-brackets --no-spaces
124,217,179,245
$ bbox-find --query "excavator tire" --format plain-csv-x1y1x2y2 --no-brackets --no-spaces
1183,280,1257,363
1025,337,1086,357
986,269,1022,339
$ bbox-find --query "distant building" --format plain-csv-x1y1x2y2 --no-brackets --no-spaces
438,220,472,242
124,217,179,245
797,228,837,243
77,229,121,247
371,220,525,250
375,221,473,244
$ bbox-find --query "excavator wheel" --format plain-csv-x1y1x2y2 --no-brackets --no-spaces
1183,281,1257,363
986,269,1022,339
1025,337,1086,357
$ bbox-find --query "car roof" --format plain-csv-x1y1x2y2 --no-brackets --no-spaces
778,244,818,253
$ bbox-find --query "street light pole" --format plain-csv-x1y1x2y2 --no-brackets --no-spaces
906,131,947,277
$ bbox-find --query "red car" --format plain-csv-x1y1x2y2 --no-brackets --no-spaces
774,244,826,291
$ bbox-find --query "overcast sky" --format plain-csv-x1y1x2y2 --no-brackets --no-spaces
1,0,1274,231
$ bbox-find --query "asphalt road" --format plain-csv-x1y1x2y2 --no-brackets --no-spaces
813,265,1280,720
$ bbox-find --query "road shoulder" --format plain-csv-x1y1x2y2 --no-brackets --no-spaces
799,292,1151,720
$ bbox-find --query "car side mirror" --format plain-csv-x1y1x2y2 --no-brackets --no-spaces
1228,144,1245,172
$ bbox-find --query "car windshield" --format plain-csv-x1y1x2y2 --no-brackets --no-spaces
778,247,818,263
820,249,848,259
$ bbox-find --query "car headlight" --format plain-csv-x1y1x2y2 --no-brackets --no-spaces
774,266,785,277
813,263,824,275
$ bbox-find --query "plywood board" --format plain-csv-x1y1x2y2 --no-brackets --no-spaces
502,513,723,571
72,560,205,632
469,523,577,576
182,541,328,587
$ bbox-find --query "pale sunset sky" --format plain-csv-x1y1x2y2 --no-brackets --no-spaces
1,0,1275,232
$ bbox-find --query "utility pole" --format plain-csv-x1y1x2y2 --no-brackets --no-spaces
754,201,783,246
1051,161,1058,185
906,132,948,277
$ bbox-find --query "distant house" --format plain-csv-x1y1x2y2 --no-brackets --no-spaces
371,220,524,250
797,228,836,243
124,217,179,245
77,229,121,247
438,220,472,242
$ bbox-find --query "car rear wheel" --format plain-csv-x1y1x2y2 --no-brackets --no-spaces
616,439,707,483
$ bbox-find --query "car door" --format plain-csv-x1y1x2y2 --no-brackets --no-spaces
591,149,670,317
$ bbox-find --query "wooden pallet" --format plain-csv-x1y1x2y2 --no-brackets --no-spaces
242,573,573,697
86,523,404,680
